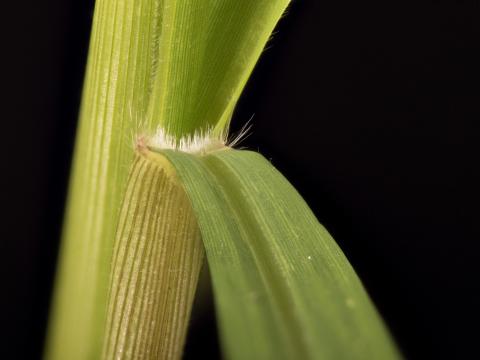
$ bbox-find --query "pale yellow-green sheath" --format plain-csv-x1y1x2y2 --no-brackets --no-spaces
102,152,203,359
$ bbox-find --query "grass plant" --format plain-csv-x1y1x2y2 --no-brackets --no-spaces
46,0,401,359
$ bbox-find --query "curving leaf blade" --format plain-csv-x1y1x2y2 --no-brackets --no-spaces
150,148,402,360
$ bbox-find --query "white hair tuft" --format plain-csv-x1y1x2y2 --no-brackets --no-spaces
135,127,226,155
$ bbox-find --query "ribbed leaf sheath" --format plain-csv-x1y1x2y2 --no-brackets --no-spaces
102,154,204,359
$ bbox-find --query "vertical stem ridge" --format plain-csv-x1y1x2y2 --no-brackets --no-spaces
45,1,164,359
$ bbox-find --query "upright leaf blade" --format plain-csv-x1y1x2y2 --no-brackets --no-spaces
145,148,401,360
148,0,291,138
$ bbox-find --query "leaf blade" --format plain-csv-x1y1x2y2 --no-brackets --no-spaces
157,148,401,360
148,0,291,138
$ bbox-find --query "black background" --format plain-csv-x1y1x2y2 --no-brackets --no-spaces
1,0,479,359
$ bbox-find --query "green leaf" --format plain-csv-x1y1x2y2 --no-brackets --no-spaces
144,148,402,360
147,0,291,138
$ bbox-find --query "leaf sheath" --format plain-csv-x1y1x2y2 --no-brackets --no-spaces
102,154,203,359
